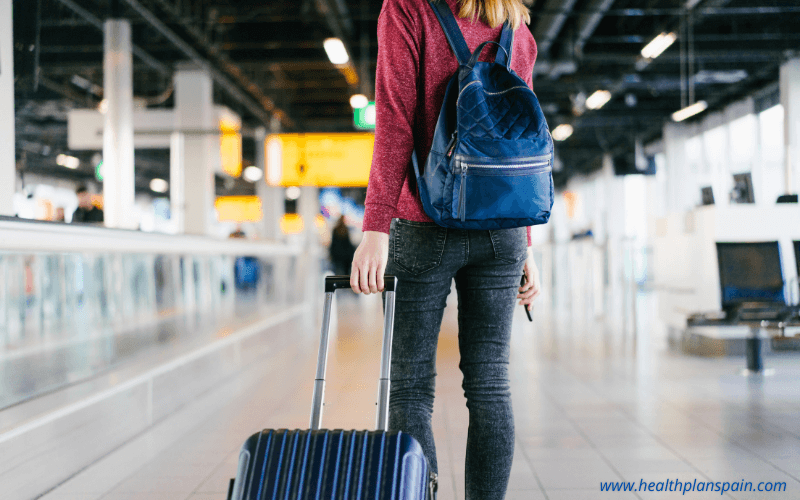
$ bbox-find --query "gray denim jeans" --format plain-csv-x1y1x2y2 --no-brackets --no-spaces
385,218,527,500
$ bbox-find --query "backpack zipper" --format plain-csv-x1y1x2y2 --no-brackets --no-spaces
482,85,533,96
456,80,482,108
462,160,550,171
456,81,534,108
459,166,467,221
454,152,552,164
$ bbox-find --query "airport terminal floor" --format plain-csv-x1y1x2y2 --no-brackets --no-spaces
21,284,800,500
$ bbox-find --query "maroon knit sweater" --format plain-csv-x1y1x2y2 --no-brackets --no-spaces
362,0,538,242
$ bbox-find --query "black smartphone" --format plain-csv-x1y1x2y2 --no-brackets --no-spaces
520,275,533,322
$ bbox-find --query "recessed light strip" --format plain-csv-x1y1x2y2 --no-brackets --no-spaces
323,38,349,65
641,32,677,60
672,101,708,122
552,124,574,141
56,154,80,169
585,90,612,110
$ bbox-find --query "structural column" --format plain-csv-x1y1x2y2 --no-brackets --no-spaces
299,187,320,245
780,58,800,195
171,65,215,235
255,120,285,240
299,185,320,324
103,19,136,229
0,0,16,216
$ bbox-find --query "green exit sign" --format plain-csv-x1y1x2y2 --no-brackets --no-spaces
354,102,376,130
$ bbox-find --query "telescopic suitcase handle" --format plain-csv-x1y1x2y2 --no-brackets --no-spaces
309,275,398,432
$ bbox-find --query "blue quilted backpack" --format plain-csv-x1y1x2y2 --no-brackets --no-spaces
412,0,554,229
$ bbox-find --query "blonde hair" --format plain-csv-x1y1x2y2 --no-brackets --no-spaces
457,0,531,30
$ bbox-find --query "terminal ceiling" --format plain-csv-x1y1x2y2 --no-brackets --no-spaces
12,0,800,190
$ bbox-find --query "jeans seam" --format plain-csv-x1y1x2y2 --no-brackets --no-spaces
462,231,468,267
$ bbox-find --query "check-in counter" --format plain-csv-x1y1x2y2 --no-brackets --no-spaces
653,205,800,352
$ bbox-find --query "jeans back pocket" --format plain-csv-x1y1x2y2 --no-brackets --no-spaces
391,219,448,275
489,227,527,264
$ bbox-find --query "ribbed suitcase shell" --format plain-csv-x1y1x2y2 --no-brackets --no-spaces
231,428,431,500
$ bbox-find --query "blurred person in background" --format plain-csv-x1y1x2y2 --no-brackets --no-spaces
350,0,542,498
71,185,103,223
229,224,247,239
329,216,356,276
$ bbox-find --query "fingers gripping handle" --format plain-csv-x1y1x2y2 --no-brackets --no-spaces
310,276,398,431
324,275,398,293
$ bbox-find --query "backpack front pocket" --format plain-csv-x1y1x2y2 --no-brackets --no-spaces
452,155,553,223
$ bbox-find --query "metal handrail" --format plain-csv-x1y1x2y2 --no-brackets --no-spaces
0,218,302,256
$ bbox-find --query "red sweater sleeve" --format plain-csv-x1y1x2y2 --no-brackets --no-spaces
362,0,420,234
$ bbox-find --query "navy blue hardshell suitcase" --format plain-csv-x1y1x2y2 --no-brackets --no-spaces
228,276,437,500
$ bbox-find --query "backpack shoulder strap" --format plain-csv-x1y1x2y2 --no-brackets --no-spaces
496,21,514,67
429,0,471,65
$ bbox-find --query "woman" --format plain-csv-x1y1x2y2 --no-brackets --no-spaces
351,0,541,498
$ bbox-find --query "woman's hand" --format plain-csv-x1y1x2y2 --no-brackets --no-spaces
518,247,541,310
350,231,389,294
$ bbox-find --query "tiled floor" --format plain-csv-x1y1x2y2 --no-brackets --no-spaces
40,291,800,500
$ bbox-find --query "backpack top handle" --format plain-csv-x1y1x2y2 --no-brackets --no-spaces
429,0,515,68
466,41,511,71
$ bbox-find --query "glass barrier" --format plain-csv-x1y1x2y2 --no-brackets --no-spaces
0,250,302,409
533,239,655,338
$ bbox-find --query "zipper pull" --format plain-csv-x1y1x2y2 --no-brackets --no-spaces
459,165,467,222
429,471,438,499
446,133,457,158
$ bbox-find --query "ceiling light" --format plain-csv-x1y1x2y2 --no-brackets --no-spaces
693,70,748,84
350,94,368,109
323,38,349,65
150,178,169,193
243,166,263,183
286,186,301,200
56,154,80,169
672,101,708,122
71,74,103,97
551,124,574,141
641,32,677,60
585,90,612,110
71,74,91,89
365,103,376,126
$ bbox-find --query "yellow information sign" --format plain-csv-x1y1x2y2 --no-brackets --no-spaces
219,114,242,178
215,196,262,222
265,133,375,187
